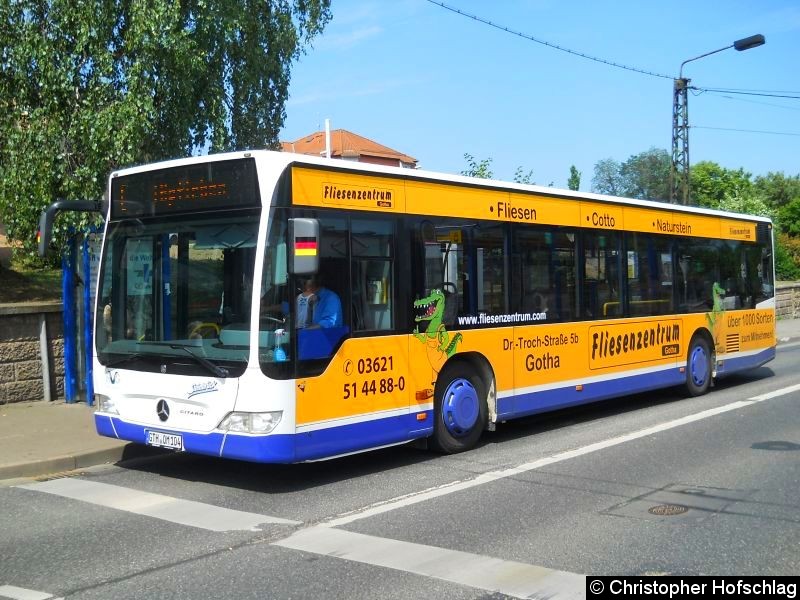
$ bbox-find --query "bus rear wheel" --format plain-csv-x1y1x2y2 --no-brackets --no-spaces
685,336,712,397
431,362,487,454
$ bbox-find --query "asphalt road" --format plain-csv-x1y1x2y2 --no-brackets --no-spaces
2,343,799,599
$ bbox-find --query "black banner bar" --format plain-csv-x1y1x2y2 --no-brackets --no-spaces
587,576,798,600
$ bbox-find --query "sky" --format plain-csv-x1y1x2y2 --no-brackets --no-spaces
279,0,800,191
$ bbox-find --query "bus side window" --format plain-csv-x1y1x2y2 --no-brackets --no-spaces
511,225,578,322
582,231,621,318
352,219,394,331
678,238,720,313
626,233,674,317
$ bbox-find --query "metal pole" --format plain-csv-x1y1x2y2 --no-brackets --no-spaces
38,313,52,402
670,35,764,206
325,118,331,159
670,77,690,205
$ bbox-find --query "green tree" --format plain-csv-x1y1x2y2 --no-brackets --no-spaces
591,158,623,196
776,233,800,280
567,165,581,191
462,153,494,179
689,161,755,209
619,148,670,201
753,172,800,209
0,0,331,262
513,166,534,185
462,154,544,184
592,149,670,200
778,199,800,236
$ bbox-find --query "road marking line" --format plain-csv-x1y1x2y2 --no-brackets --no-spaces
749,382,800,402
274,527,584,600
0,585,62,600
328,384,800,527
778,341,800,350
17,479,300,531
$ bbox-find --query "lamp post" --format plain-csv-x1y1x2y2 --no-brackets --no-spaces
669,34,765,205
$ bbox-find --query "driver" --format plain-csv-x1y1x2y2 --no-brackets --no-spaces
263,274,342,329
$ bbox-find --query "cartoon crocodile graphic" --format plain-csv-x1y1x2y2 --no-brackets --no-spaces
707,281,726,353
413,289,463,376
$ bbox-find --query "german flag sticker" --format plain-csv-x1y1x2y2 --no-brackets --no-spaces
295,237,317,257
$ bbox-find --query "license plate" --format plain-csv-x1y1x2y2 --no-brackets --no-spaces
146,430,183,450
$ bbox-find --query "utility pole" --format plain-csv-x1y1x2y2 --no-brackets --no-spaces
670,78,690,205
669,34,765,206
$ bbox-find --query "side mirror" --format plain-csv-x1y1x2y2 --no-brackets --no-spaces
288,218,319,275
38,199,102,257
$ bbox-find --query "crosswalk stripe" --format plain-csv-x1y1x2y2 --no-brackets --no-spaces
0,585,62,600
18,478,300,531
274,526,585,599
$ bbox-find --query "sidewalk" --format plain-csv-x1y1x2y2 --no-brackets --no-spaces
0,401,133,480
2,318,800,481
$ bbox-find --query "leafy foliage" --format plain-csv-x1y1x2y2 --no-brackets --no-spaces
776,233,800,280
461,154,546,186
0,0,331,263
753,172,800,209
590,158,623,196
513,167,534,185
619,148,670,201
591,149,670,201
778,199,800,236
461,153,493,179
567,165,581,191
690,161,755,210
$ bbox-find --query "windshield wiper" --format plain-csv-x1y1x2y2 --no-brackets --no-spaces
104,353,147,369
170,344,229,378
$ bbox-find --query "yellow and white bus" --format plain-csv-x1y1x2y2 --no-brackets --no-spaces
41,150,776,461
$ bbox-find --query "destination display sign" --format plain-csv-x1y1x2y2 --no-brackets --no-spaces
111,158,259,219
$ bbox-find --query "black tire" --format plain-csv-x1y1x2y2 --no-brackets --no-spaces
431,362,488,453
685,336,712,397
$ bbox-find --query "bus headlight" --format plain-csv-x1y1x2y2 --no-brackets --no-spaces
218,411,282,434
95,394,118,415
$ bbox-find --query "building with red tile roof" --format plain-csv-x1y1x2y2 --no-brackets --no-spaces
281,129,417,169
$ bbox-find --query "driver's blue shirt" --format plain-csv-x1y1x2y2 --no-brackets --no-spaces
282,286,343,329
311,287,343,328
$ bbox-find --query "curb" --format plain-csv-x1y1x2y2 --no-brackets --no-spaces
0,446,129,481
0,443,157,481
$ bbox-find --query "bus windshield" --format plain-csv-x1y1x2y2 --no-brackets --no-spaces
95,211,260,377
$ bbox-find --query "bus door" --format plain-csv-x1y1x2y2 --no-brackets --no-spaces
411,219,468,398
417,220,465,333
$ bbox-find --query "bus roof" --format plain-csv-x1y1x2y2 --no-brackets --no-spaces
109,149,772,225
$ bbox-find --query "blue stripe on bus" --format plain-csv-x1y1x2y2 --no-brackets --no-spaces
95,411,433,464
498,346,775,418
499,367,686,418
716,346,775,377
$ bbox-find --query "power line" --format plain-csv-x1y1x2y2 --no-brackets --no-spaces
693,87,800,100
695,86,800,95
694,90,800,112
424,0,673,80
693,125,800,137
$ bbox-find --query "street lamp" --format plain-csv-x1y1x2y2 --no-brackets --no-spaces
669,34,765,205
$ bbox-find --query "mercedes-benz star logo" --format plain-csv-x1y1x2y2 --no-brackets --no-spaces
156,399,170,422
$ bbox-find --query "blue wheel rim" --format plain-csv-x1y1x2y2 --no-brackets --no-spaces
690,345,708,387
442,378,479,437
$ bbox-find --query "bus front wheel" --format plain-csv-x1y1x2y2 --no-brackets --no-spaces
685,336,712,397
431,362,487,454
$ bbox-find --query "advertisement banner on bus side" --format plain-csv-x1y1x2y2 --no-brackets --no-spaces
588,319,682,370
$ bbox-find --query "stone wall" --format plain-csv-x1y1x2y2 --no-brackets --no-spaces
0,302,64,404
776,282,800,320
